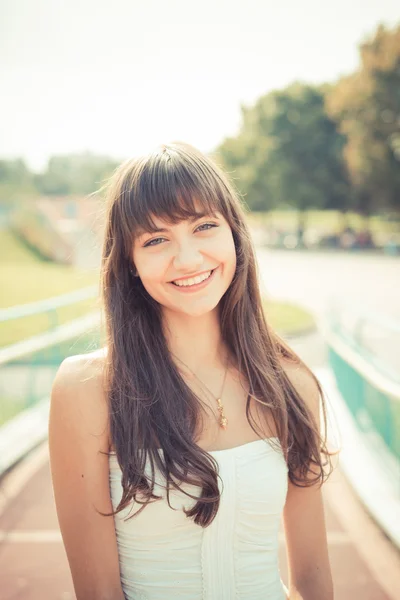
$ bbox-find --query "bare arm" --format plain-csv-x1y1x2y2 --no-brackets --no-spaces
281,363,334,600
48,354,125,600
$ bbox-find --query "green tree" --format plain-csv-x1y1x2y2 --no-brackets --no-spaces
217,84,351,240
265,83,351,238
217,91,300,213
326,23,400,221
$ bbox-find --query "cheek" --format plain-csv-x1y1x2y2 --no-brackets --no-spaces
219,232,237,274
137,262,167,303
131,256,164,301
139,259,167,286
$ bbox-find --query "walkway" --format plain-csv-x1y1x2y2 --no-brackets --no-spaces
0,331,399,598
0,434,399,598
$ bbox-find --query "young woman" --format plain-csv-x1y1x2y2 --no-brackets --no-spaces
49,141,335,600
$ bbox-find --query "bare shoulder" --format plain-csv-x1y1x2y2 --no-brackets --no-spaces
49,347,125,598
53,347,107,391
54,346,107,383
51,347,110,450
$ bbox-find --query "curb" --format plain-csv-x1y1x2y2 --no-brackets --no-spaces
314,366,400,550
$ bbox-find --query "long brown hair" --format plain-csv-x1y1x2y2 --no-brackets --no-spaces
98,141,334,527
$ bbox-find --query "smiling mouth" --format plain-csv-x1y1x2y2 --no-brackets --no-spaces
170,268,216,287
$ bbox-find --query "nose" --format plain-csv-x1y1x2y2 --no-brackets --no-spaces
172,239,203,272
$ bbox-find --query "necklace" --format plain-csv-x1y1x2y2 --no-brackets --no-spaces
172,353,230,430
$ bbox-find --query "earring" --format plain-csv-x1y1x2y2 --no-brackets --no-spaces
130,265,138,277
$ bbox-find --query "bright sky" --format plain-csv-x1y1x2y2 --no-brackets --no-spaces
1,0,399,172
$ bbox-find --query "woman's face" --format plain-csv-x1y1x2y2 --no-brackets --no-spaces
132,204,237,318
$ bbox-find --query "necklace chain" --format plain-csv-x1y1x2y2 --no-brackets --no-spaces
172,352,229,430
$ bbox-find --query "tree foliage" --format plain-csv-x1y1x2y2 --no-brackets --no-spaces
217,23,400,221
217,83,351,228
325,23,400,216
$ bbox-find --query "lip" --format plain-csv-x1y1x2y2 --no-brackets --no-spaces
170,268,214,283
168,267,218,293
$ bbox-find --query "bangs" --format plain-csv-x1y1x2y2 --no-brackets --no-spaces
122,148,227,239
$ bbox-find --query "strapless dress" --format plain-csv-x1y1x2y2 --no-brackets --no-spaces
109,437,289,599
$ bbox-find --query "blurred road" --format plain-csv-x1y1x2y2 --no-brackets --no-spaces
256,248,400,321
256,248,400,375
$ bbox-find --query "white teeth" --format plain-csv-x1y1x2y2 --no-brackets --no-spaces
173,270,212,287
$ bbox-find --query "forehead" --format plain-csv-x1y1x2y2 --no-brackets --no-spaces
135,207,221,236
132,188,221,231
121,152,232,255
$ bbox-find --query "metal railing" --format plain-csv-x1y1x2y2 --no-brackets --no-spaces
320,301,400,547
324,301,400,462
0,287,101,475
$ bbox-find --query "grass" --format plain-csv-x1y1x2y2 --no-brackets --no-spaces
0,262,99,307
0,396,34,427
0,228,46,264
263,299,315,337
0,229,100,347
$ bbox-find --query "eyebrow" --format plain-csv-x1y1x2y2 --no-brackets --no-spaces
137,211,219,236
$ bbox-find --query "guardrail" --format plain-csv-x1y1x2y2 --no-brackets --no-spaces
0,287,101,476
326,301,400,460
319,302,400,548
0,286,98,326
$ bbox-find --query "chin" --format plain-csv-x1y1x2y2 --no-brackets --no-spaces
182,305,218,318
165,297,222,318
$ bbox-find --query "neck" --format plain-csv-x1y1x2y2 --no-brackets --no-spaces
162,307,227,373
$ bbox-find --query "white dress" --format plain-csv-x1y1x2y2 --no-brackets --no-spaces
109,437,289,600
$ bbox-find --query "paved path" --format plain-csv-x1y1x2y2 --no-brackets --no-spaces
256,247,400,321
1,406,399,598
0,446,398,599
256,247,400,376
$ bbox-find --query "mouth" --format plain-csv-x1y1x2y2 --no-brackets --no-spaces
169,267,218,291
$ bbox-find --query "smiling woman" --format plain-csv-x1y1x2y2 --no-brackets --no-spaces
132,203,236,317
49,141,335,600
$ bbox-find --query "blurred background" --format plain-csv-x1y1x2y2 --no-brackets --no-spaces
0,1,399,598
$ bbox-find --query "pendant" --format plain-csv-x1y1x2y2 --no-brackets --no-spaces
216,398,228,429
220,416,228,430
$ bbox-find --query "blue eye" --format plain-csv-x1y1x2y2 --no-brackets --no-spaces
144,237,164,247
196,222,217,232
143,222,218,247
